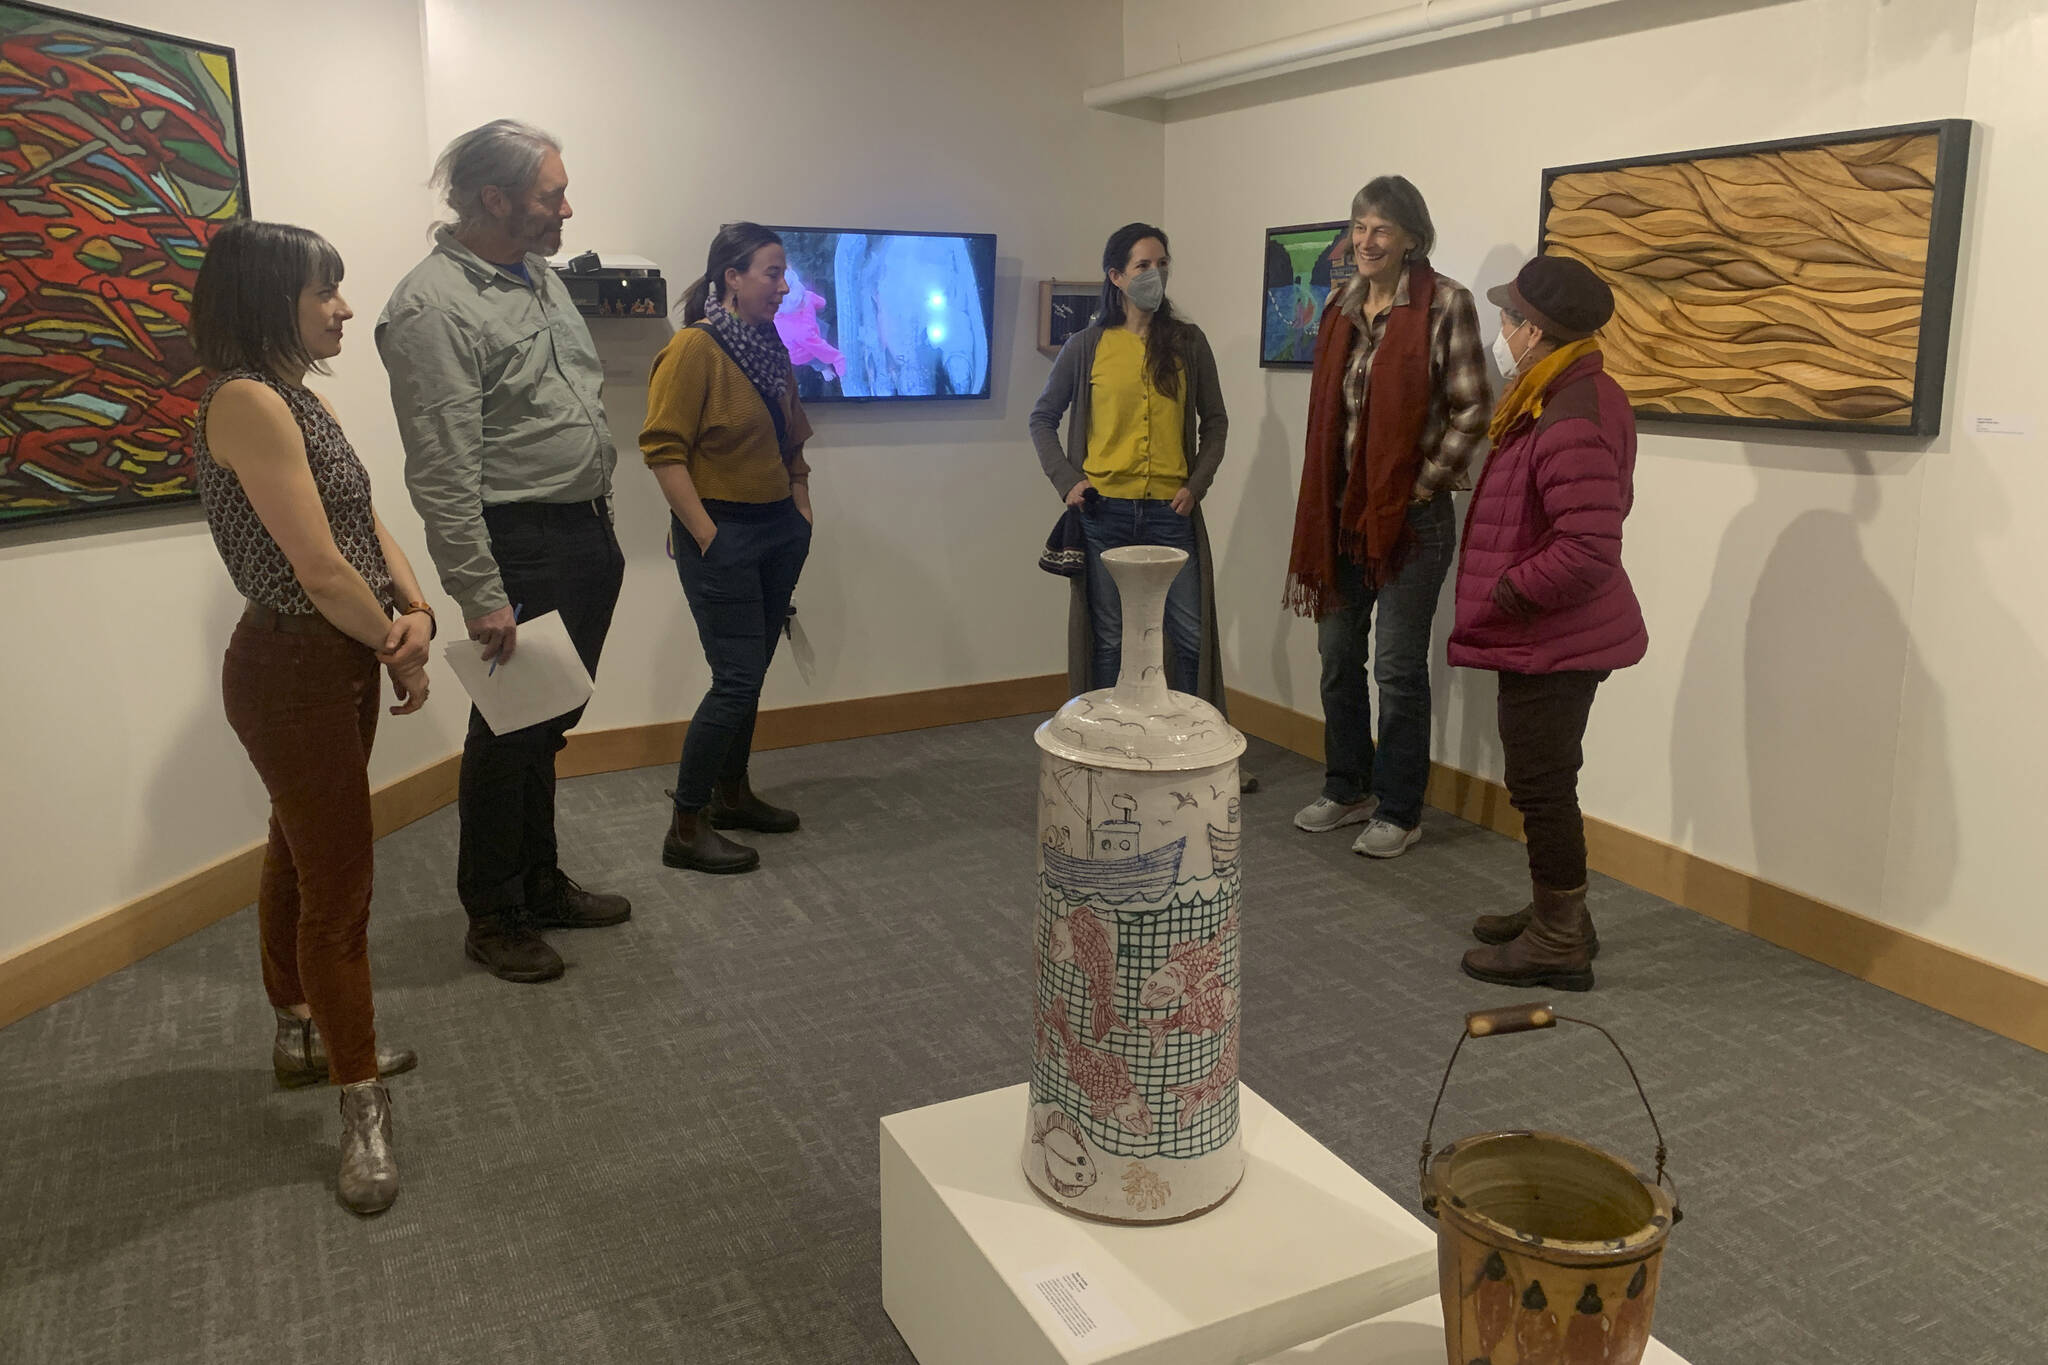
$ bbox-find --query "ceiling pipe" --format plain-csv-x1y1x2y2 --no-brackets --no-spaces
1085,0,1635,110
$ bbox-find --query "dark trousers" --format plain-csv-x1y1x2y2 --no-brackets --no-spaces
1497,669,1608,889
458,499,624,922
1315,494,1456,827
670,499,812,811
1079,495,1201,693
222,618,382,1085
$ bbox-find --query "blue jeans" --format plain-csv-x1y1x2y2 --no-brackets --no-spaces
670,499,811,811
1315,494,1456,827
1080,495,1201,693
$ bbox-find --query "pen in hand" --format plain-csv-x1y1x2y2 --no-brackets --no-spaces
487,602,524,676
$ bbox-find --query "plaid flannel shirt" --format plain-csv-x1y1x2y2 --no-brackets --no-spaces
1338,266,1493,498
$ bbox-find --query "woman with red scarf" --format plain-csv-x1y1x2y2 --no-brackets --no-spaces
1285,177,1491,859
1455,255,1648,991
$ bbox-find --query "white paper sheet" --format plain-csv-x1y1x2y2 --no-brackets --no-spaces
441,609,594,734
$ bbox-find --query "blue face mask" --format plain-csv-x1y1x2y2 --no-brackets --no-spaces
1125,268,1167,314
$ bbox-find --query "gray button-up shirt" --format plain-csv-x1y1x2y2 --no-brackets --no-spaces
376,228,616,619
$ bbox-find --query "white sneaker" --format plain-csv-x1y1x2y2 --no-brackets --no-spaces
1353,817,1421,858
1294,795,1379,833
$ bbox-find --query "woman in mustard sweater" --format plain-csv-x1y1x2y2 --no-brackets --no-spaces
642,222,814,874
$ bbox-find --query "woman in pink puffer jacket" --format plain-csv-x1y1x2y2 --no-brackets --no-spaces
1452,255,1647,992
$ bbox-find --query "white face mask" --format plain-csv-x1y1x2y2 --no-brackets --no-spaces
1492,323,1525,378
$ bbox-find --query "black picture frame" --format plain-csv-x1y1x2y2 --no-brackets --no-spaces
1259,220,1353,370
0,0,253,531
1539,119,1972,438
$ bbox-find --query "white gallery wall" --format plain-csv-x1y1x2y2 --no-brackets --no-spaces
8,0,2047,1001
0,0,446,962
1137,0,2048,981
0,0,1159,962
418,0,1159,749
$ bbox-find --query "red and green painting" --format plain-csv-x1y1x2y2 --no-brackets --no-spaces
0,1,248,528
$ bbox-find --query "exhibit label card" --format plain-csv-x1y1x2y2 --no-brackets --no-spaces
1972,415,2031,437
1026,1265,1135,1350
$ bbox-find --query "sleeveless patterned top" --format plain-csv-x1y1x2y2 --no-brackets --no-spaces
193,371,392,615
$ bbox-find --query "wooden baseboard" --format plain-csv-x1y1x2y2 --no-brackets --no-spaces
0,674,1066,1030
0,754,462,1032
1227,688,2048,1054
24,674,2039,1053
557,673,1069,778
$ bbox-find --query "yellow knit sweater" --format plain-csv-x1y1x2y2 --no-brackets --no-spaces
640,327,812,502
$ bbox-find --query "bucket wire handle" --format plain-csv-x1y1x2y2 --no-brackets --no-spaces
1419,1003,1681,1222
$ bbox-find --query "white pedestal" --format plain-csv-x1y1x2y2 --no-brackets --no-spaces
881,1083,1438,1365
1259,1294,1693,1364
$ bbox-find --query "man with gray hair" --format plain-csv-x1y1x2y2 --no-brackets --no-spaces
377,119,630,984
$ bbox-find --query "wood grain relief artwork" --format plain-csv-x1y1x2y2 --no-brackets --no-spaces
1541,122,1970,435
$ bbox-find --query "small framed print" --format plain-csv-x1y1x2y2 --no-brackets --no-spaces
1039,279,1100,359
1261,221,1352,369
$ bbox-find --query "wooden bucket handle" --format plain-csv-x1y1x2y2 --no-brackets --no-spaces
1418,1003,1682,1223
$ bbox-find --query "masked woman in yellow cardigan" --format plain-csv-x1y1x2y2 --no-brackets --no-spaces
1030,223,1251,787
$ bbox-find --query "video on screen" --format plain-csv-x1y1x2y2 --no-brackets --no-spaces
770,228,996,402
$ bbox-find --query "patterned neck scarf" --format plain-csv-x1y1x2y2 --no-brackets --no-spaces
701,288,790,404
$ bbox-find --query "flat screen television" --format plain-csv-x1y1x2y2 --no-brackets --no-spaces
766,226,997,402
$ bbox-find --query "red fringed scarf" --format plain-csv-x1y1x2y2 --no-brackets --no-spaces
1284,260,1437,620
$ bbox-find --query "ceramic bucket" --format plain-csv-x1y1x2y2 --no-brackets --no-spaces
1419,1004,1682,1365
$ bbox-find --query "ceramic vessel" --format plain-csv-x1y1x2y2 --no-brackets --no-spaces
1022,546,1247,1223
1420,1005,1680,1365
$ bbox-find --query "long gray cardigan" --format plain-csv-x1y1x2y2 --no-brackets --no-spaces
1027,321,1232,714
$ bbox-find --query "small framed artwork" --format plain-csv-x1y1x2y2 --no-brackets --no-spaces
1260,221,1354,369
1541,119,1972,435
0,0,252,529
1038,279,1099,358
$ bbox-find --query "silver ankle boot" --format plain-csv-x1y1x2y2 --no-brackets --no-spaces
337,1080,400,1215
274,1008,419,1089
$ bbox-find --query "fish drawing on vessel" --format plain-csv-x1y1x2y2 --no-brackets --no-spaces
1027,1106,1099,1198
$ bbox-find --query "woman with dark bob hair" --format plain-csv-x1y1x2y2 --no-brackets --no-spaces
641,222,815,876
189,219,434,1215
1284,175,1491,860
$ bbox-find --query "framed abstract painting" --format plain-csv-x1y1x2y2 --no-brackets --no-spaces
0,0,250,529
1260,220,1353,369
1539,120,1971,436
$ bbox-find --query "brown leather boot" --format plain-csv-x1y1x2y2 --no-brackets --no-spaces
1471,891,1600,958
662,806,760,874
530,870,632,929
1462,883,1596,991
464,917,565,984
273,1008,419,1089
706,780,800,834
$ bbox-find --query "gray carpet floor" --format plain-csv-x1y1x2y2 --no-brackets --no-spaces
3,716,2045,1365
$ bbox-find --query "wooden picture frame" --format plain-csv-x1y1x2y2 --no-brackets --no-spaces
1539,120,1972,437
1038,279,1099,359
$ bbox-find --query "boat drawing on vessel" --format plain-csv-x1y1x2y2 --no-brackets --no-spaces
1042,778,1185,904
